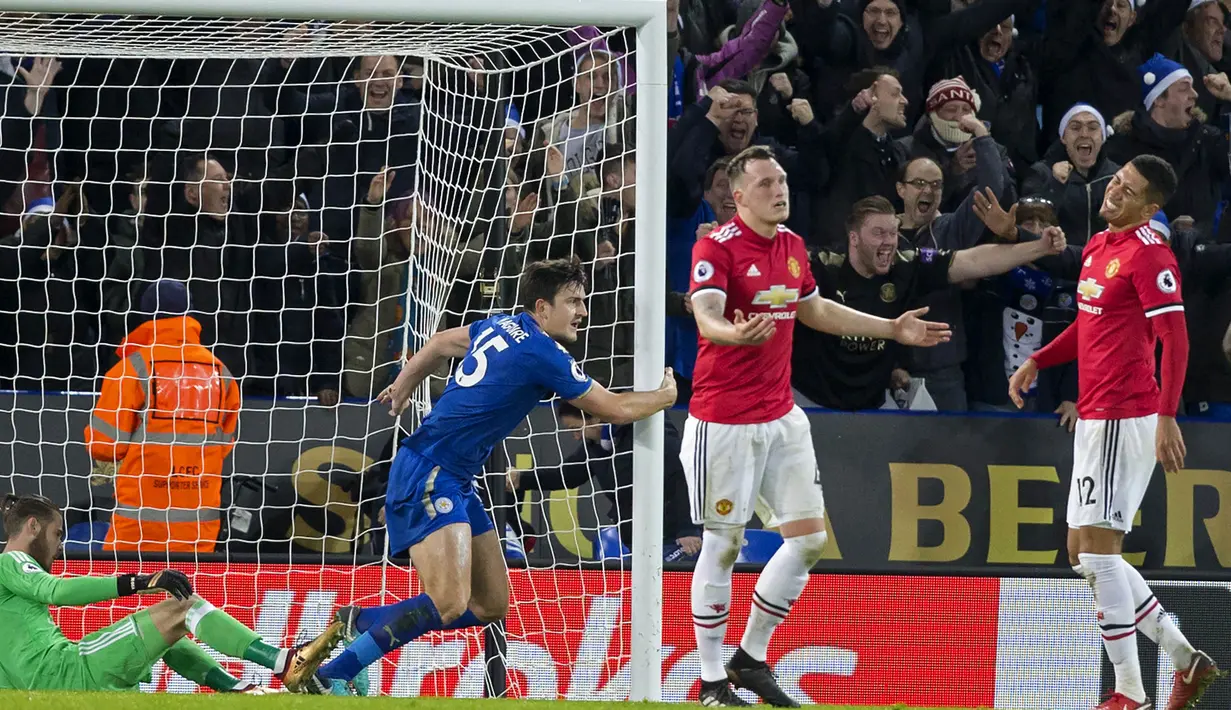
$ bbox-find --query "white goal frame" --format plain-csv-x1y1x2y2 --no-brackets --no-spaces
0,0,668,701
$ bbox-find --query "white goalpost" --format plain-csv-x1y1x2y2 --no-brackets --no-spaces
0,0,666,701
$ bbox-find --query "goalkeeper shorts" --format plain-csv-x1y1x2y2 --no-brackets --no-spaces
384,447,494,556
38,611,170,691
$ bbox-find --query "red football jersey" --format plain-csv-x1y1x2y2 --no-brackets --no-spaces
688,215,818,424
1073,222,1184,419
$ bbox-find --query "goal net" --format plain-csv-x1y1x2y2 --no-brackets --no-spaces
0,7,665,700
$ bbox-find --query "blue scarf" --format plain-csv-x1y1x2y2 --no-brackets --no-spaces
668,55,685,125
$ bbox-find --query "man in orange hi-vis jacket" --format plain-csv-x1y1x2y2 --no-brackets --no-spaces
85,279,241,553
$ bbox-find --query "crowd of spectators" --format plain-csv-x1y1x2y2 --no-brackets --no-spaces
4,0,1231,425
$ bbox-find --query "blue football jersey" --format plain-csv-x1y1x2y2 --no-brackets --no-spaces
402,311,595,478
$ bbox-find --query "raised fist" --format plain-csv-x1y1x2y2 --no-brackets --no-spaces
788,98,815,126
769,72,793,99
1052,160,1073,184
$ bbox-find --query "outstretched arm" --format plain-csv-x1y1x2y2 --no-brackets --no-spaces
692,290,777,346
0,552,119,606
1032,322,1080,370
946,227,1067,283
0,554,192,606
570,371,677,426
379,327,472,416
694,0,790,91
1008,322,1079,408
797,295,952,347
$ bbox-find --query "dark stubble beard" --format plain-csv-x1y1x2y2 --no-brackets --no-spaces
30,532,56,571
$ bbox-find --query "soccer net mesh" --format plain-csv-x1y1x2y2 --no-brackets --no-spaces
0,13,641,698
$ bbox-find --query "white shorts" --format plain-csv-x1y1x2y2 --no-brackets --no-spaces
1067,415,1158,533
680,406,825,529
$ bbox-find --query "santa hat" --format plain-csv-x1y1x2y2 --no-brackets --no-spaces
1140,53,1192,109
24,196,54,216
1058,103,1110,139
504,103,526,139
926,76,981,114
1149,211,1171,239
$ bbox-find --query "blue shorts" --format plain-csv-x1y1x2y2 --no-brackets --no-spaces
384,447,494,556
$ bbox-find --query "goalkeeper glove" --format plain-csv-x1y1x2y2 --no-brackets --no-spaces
118,570,194,600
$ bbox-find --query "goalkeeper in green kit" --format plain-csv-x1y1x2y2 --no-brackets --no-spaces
0,494,343,693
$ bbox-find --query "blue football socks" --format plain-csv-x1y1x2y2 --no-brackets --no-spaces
317,594,484,682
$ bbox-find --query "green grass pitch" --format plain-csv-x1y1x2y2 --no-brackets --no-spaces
0,692,971,710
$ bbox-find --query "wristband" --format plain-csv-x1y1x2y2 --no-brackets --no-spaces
117,574,139,596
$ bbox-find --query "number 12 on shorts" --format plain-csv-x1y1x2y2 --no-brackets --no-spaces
1077,476,1096,506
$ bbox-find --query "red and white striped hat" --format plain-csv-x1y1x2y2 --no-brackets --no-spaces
925,76,981,114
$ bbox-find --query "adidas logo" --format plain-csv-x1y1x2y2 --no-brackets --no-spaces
747,264,761,277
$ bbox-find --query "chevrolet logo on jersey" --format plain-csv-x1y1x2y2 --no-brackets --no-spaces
752,285,800,308
1077,277,1104,300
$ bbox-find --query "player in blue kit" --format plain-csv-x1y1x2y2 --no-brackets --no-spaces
297,258,677,693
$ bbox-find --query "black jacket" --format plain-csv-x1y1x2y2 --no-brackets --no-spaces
248,228,347,398
680,0,739,56
163,58,291,181
903,135,1008,373
896,118,1018,215
793,0,1029,124
790,0,927,123
1104,110,1230,240
1171,35,1231,129
0,216,105,391
667,96,827,235
1022,142,1120,245
140,150,323,378
813,102,910,249
1171,228,1231,405
54,57,173,216
1039,0,1189,138
932,40,1040,176
287,83,421,247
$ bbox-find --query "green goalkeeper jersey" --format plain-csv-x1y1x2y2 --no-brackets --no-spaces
0,550,120,686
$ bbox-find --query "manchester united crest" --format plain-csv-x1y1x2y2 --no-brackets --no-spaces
787,256,801,279
880,282,897,303
715,499,733,516
1105,258,1120,278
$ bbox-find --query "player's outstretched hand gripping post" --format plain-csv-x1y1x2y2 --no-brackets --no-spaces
658,367,679,409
